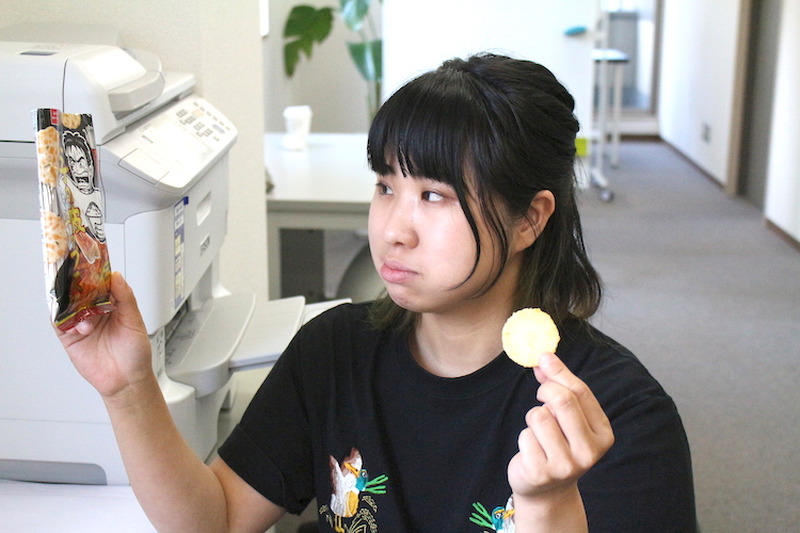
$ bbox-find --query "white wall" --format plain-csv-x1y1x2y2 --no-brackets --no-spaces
382,0,599,141
658,0,744,186
657,0,800,243
2,0,269,300
763,0,800,241
262,0,599,135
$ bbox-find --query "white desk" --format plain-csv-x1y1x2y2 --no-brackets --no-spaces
265,133,374,299
0,478,155,532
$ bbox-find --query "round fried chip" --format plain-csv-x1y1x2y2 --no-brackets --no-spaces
61,113,82,129
502,308,560,367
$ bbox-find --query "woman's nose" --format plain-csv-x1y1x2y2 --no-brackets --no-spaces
381,197,418,248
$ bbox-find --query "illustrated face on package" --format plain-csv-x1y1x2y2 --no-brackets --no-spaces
64,130,96,194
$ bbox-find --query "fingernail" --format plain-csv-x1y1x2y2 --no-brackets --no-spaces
538,352,552,367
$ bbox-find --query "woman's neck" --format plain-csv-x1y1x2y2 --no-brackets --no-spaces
409,251,523,377
410,299,511,378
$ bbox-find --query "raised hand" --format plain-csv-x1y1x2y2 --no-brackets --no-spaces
507,352,614,530
56,272,153,400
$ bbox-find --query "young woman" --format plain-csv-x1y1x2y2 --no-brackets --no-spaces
58,53,696,532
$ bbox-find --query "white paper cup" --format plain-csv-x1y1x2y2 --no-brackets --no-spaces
281,105,313,150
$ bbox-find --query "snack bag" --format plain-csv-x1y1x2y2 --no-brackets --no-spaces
36,109,114,330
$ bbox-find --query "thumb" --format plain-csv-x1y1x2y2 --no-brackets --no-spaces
532,351,563,384
109,271,132,302
109,272,147,331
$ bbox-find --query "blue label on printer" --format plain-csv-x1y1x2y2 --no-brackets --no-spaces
173,198,187,308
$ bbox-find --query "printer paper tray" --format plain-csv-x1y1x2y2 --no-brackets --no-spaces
229,295,306,371
165,294,308,395
229,296,351,372
165,293,256,397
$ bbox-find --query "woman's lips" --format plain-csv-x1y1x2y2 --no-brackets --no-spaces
380,261,417,284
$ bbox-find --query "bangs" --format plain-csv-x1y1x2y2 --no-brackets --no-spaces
367,69,484,188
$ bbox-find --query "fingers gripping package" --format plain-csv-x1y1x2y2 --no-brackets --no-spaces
35,109,114,330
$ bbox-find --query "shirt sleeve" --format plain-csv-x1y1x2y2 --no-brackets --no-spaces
581,379,697,531
217,315,320,514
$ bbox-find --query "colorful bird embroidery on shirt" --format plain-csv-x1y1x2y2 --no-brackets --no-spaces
470,497,515,532
325,448,388,532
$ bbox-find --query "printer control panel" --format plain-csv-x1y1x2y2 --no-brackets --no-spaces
115,95,238,191
173,98,235,147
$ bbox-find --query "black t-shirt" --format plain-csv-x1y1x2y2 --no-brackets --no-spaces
219,303,696,532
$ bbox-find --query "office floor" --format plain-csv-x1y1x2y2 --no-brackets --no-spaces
580,141,800,532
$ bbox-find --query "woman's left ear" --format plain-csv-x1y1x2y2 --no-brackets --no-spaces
514,190,556,251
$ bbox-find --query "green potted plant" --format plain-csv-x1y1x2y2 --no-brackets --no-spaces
283,0,382,119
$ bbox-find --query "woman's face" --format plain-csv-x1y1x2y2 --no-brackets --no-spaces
368,161,515,315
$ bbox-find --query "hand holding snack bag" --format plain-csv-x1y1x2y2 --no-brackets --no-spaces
36,109,114,330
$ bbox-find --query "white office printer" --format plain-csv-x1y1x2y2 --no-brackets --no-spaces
0,39,305,484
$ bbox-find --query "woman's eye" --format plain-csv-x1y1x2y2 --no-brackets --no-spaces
375,182,393,195
422,190,445,202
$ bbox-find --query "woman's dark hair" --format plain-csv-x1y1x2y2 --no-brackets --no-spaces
367,53,601,332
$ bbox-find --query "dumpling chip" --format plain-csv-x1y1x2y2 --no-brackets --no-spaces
40,210,69,263
36,126,59,187
502,308,560,367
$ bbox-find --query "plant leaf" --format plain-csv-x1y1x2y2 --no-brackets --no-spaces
283,5,335,77
284,39,307,77
339,0,372,32
284,5,334,41
347,39,382,82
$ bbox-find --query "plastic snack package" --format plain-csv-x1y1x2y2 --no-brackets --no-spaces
35,109,114,330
